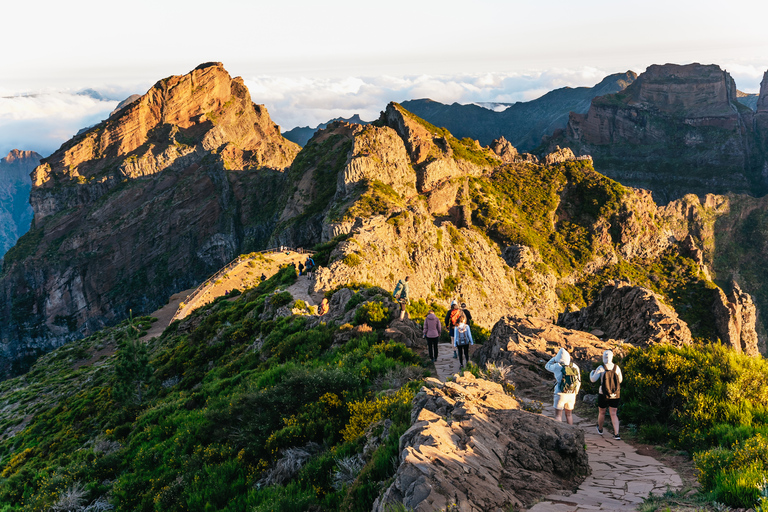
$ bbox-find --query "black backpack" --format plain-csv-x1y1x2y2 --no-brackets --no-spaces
602,365,620,398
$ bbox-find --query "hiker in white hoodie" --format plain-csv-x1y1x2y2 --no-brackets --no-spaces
590,349,623,439
545,348,581,424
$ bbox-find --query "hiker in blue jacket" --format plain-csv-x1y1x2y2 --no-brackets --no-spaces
453,312,474,369
545,348,580,424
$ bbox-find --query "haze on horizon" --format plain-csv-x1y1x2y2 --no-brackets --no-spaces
2,0,767,158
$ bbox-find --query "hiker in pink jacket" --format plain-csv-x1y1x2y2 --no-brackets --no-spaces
423,310,442,362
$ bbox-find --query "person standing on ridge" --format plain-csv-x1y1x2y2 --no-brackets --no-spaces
445,300,462,358
392,276,410,320
590,349,623,439
545,348,581,424
453,312,474,368
423,309,442,362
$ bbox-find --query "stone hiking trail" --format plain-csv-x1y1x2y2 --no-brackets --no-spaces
144,255,684,511
433,346,682,511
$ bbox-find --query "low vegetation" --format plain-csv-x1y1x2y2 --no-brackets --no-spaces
0,267,425,511
620,343,768,509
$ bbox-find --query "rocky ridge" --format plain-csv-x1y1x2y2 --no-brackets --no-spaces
374,374,590,512
0,63,300,376
1,64,762,376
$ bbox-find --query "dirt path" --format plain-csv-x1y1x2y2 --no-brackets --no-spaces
528,408,683,511
143,251,312,341
174,251,310,321
139,288,196,341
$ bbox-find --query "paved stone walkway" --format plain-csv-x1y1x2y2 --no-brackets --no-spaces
528,407,682,511
433,342,461,382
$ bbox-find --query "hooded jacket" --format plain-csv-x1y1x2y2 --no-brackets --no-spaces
423,313,442,338
545,348,581,395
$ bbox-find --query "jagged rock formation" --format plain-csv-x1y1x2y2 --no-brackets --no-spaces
0,63,300,376
714,282,759,356
475,316,619,392
661,193,766,349
282,114,370,147
400,71,637,151
0,150,42,257
558,281,693,347
559,63,768,202
373,374,590,512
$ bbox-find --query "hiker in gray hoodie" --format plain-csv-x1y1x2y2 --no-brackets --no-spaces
422,310,442,362
545,348,580,424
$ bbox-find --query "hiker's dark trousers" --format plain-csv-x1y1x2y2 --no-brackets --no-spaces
457,344,469,366
427,337,439,360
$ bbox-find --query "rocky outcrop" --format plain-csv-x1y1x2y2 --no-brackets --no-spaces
373,374,589,512
475,316,619,392
0,63,300,376
382,103,498,192
561,63,765,202
490,136,519,162
0,150,42,257
758,71,768,113
558,281,693,347
713,282,759,356
311,206,560,328
661,193,768,350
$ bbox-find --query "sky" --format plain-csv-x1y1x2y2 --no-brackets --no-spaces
2,0,768,158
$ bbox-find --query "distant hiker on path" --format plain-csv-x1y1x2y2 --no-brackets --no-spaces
545,348,581,424
305,256,315,277
392,276,410,320
423,310,443,362
590,349,623,439
445,300,462,358
461,302,472,325
298,262,305,276
453,312,474,369
318,297,329,316
260,273,266,282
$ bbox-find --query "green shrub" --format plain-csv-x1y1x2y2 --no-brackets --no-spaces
269,291,293,308
353,301,391,329
638,423,670,445
343,253,362,267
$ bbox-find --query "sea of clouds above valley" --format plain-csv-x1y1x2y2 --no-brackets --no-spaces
1,64,764,159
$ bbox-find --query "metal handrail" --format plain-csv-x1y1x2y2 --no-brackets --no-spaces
170,246,311,322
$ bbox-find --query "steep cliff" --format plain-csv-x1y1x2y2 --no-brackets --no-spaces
0,63,300,376
560,63,766,202
0,150,42,257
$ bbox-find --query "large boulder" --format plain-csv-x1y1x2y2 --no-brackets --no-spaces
558,281,692,347
373,374,590,512
475,316,617,392
713,281,760,356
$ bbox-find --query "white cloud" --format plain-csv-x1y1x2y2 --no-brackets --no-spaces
0,91,126,158
244,68,621,131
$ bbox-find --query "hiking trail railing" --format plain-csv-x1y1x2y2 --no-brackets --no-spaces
170,246,311,323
